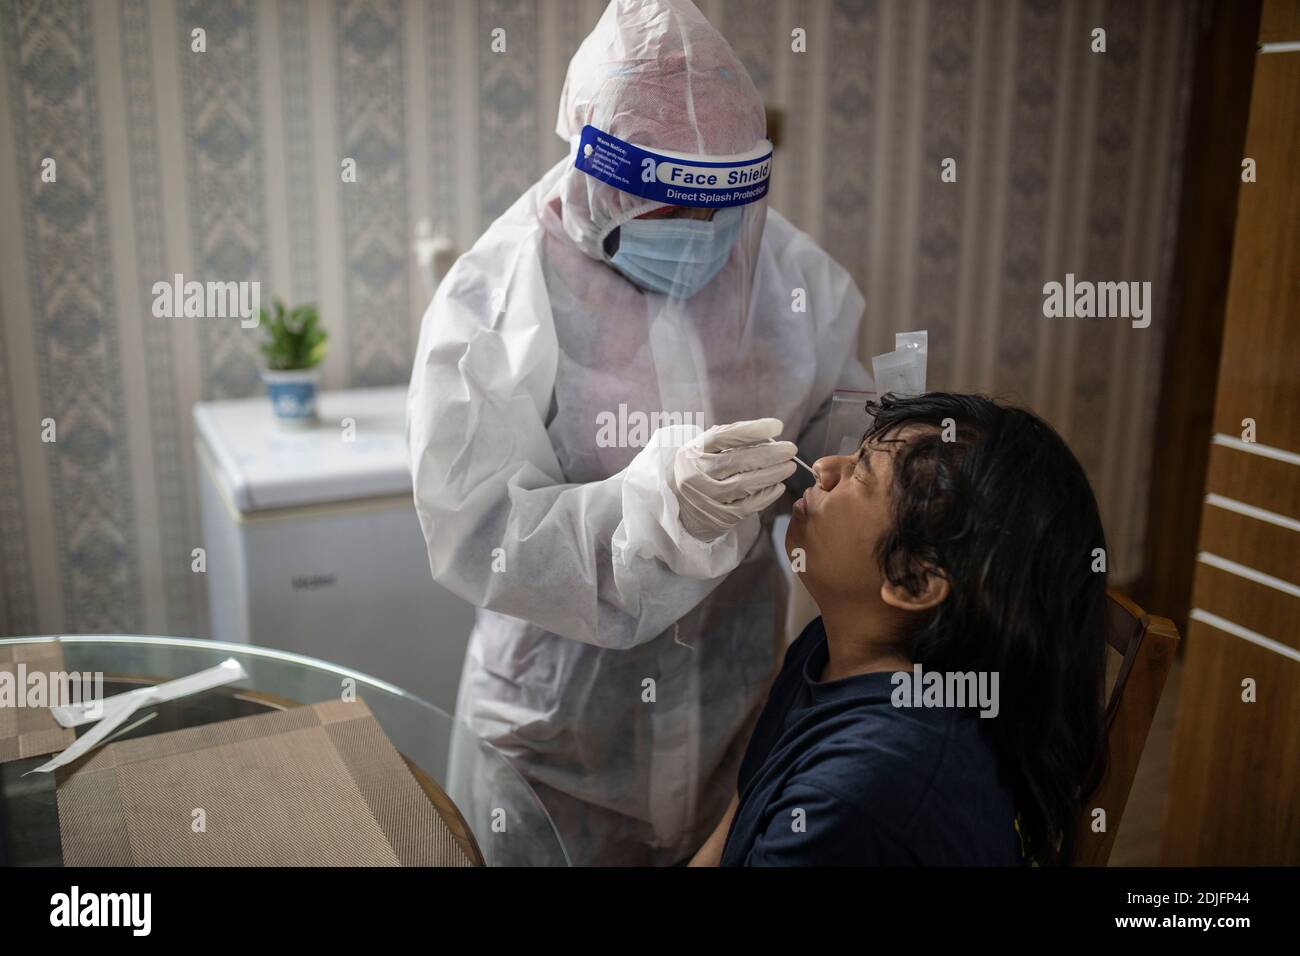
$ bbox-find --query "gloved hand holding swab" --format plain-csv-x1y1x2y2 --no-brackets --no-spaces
710,432,817,477
670,419,798,541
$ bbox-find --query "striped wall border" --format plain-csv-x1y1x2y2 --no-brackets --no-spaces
3,0,142,632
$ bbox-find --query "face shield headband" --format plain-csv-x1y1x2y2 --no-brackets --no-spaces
570,124,772,299
573,124,773,210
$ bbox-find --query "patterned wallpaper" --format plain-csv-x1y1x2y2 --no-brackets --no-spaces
0,0,1195,637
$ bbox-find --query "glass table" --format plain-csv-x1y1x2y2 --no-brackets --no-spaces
0,635,569,867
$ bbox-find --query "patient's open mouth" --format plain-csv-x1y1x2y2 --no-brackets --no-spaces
795,486,814,516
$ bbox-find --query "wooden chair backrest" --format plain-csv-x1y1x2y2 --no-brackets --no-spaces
1072,590,1180,866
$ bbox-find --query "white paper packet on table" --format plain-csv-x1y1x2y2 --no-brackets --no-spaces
28,658,247,774
50,657,247,727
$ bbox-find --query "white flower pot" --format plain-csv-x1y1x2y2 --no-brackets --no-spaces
262,369,320,427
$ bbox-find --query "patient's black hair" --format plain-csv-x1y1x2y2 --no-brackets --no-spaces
862,392,1108,867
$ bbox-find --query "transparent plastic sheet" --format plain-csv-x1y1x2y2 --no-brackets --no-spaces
821,387,879,459
817,330,928,460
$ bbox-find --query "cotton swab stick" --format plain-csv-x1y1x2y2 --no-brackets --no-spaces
769,438,817,477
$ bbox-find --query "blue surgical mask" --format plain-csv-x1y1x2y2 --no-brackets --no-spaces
609,206,743,298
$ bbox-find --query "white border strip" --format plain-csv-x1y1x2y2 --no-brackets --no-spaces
1198,551,1300,597
1260,41,1300,54
1190,608,1300,663
1212,433,1300,466
1205,493,1300,533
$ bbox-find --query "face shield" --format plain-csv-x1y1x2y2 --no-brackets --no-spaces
573,125,771,311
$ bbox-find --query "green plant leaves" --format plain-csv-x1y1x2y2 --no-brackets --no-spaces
259,298,328,370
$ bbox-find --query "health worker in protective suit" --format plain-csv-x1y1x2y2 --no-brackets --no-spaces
407,0,868,865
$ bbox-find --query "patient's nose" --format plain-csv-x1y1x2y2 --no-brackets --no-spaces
811,454,850,490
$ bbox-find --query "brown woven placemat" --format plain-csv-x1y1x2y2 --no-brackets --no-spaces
55,698,476,866
0,642,77,764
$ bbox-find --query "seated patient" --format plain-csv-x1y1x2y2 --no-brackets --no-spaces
691,393,1109,866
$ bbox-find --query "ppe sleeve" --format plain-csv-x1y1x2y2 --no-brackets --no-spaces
407,239,760,651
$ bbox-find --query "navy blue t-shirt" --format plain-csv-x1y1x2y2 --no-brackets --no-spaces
721,617,1024,866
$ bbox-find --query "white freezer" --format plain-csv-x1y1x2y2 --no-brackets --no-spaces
194,386,475,713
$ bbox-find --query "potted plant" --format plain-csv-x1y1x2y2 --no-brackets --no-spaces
260,299,327,426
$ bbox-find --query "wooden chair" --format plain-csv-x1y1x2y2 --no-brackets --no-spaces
1071,590,1180,865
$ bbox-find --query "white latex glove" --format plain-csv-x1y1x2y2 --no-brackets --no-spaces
672,418,798,541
